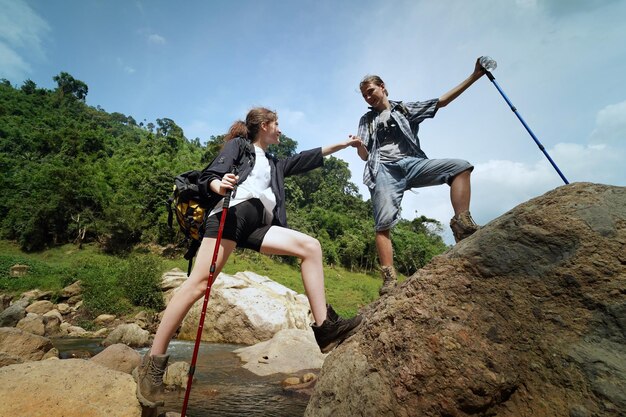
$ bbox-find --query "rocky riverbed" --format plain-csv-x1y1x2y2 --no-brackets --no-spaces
0,270,326,416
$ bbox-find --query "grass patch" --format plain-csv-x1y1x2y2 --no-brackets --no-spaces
0,240,384,319
78,257,132,316
0,242,81,295
120,256,165,311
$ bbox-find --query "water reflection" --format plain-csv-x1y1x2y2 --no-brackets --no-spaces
53,339,309,417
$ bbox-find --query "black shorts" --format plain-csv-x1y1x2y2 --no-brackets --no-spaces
203,198,272,252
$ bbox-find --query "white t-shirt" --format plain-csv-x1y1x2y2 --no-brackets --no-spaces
209,145,276,223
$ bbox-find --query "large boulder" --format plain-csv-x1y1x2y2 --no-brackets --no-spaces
0,358,141,416
16,313,46,336
0,327,57,363
163,361,190,388
42,310,64,336
20,289,52,301
60,280,82,299
305,183,626,417
0,298,29,327
176,271,311,345
90,343,141,374
0,294,11,311
161,268,188,292
235,328,326,376
102,323,150,347
9,264,28,277
0,352,23,367
25,299,54,315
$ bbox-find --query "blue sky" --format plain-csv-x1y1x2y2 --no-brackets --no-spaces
2,0,625,244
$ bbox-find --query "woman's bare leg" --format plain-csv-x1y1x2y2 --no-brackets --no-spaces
150,237,237,355
260,226,327,325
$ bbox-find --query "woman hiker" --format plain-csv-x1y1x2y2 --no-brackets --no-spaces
133,107,364,407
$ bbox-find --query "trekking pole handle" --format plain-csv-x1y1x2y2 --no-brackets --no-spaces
478,56,497,81
222,168,239,208
222,186,235,208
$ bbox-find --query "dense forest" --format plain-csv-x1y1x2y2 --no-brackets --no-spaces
0,73,446,276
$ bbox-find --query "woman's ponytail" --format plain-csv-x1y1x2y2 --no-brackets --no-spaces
225,120,248,141
224,107,277,142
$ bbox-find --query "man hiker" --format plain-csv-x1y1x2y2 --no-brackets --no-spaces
351,58,486,296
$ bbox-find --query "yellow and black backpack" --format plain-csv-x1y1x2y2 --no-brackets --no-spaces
167,138,252,275
167,170,211,275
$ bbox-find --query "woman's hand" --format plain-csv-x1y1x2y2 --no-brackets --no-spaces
346,135,365,148
210,173,239,196
347,134,365,148
349,134,369,161
321,135,367,156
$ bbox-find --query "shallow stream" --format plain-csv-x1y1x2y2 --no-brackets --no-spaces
52,338,309,417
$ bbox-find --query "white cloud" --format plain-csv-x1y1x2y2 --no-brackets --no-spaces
326,0,626,247
148,33,166,45
0,0,48,49
590,100,626,146
0,42,31,79
488,138,626,205
399,134,625,246
0,0,49,80
116,57,136,74
136,28,166,45
515,0,538,9
472,158,560,220
397,157,560,245
11,0,618,245
551,142,624,185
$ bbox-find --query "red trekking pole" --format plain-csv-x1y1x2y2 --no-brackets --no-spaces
180,179,237,416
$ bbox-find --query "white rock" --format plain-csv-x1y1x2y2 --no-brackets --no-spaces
56,303,71,314
176,271,312,345
94,314,116,325
234,328,326,376
161,268,188,291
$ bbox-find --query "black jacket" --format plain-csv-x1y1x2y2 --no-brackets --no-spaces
198,137,324,228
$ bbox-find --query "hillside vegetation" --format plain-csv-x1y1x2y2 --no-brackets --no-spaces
0,73,447,315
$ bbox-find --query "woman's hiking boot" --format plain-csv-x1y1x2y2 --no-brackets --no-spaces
379,265,397,296
132,353,169,407
312,305,363,353
450,211,480,243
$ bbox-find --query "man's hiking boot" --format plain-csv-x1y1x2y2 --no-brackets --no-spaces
132,353,169,407
450,211,480,243
379,265,397,296
312,305,363,354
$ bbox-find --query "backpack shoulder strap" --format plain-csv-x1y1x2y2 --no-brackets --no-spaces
184,238,202,276
396,101,410,119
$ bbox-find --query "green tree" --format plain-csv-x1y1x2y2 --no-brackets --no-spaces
156,117,184,152
201,134,225,164
0,74,447,272
268,134,297,158
53,72,88,101
20,79,37,94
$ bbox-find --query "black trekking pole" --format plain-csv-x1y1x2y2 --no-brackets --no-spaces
180,178,237,417
479,56,569,185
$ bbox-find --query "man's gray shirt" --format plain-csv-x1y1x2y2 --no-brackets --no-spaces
357,98,439,189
